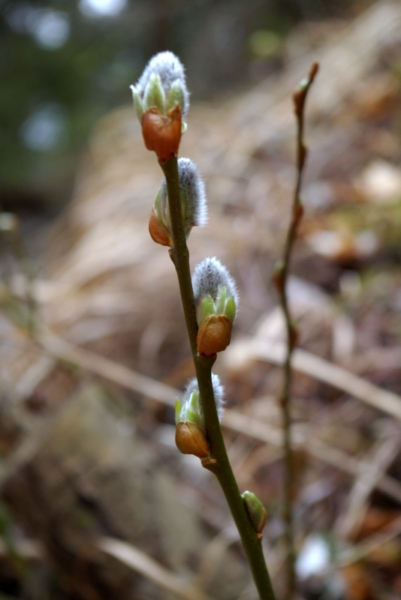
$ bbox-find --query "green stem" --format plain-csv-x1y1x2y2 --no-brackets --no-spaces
276,62,319,600
161,156,276,600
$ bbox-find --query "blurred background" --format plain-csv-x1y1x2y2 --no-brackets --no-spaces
1,1,401,599
1,0,374,216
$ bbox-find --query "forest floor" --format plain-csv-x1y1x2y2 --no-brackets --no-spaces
0,2,401,599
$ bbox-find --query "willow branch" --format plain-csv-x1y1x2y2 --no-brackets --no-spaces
161,156,276,600
273,62,319,600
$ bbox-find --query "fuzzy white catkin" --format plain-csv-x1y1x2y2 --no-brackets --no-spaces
135,51,190,116
160,158,208,228
183,374,225,419
192,257,238,305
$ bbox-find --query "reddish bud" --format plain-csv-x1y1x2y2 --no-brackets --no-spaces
197,314,233,357
293,61,319,116
148,208,172,246
141,105,182,163
309,61,319,82
175,421,210,458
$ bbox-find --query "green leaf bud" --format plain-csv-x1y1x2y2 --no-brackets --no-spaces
166,79,186,115
131,51,189,120
175,399,182,424
176,375,224,429
193,258,238,323
185,390,204,431
242,491,267,535
176,387,204,434
192,258,238,355
175,375,224,459
130,85,144,122
131,52,190,159
148,158,207,247
144,73,166,114
224,297,236,322
197,296,216,323
215,285,227,315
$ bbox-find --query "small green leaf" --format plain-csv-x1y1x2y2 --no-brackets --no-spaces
144,73,166,114
215,286,228,314
224,297,236,322
198,296,215,323
130,85,144,122
242,491,267,534
166,79,185,114
188,389,200,412
175,399,182,424
187,409,204,431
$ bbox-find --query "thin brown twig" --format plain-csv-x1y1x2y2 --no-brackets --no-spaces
272,62,319,600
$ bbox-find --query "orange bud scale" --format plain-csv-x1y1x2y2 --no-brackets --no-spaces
141,105,182,163
148,209,172,246
197,314,232,357
175,421,210,458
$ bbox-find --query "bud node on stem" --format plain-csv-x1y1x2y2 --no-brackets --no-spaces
242,491,268,534
201,457,217,467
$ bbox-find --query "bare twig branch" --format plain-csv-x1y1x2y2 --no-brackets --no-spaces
272,61,319,600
